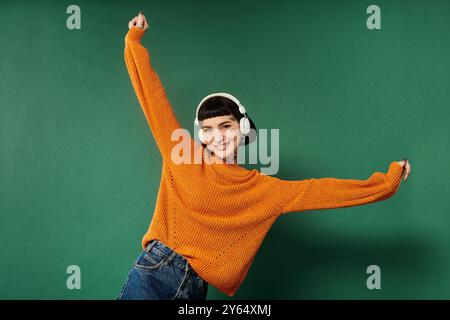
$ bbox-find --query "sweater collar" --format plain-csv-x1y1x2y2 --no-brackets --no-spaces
199,147,258,181
204,153,256,179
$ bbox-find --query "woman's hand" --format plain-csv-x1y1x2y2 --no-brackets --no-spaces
396,159,411,181
128,11,149,31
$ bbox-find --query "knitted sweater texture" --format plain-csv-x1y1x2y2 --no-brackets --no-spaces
124,26,404,297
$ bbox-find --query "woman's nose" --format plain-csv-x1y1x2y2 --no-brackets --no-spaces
212,129,225,142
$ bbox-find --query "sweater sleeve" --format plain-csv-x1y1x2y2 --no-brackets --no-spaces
275,161,404,215
124,26,185,161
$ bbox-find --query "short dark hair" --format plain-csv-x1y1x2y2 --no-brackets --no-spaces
197,96,257,146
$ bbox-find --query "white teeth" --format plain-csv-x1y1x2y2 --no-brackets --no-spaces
215,142,230,150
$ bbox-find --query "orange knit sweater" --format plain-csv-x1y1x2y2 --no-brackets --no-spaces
124,26,405,297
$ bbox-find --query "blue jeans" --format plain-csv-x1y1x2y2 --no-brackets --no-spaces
118,239,208,300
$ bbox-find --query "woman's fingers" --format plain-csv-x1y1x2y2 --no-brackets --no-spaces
402,160,411,181
128,12,149,30
405,160,411,181
396,160,406,167
128,16,138,29
395,159,411,181
143,15,149,30
137,12,145,28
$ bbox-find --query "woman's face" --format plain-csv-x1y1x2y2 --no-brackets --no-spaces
200,115,242,162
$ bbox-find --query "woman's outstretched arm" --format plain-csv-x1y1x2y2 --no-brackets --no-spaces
274,161,406,215
124,13,187,162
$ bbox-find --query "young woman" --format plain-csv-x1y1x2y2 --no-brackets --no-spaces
118,12,412,300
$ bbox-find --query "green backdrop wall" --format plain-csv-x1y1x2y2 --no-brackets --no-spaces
1,0,448,299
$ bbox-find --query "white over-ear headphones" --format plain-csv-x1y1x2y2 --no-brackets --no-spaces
194,92,251,144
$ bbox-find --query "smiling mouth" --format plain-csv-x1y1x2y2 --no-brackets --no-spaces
214,142,231,150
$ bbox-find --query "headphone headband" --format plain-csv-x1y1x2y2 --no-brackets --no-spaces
194,92,247,126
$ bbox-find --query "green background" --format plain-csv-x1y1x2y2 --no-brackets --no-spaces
1,0,448,299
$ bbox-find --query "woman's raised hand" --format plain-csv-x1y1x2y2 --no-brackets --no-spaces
128,11,149,30
396,159,411,181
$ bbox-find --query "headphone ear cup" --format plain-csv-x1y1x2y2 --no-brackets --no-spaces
198,128,205,144
240,117,251,135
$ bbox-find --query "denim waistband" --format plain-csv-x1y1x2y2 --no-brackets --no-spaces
145,239,193,272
